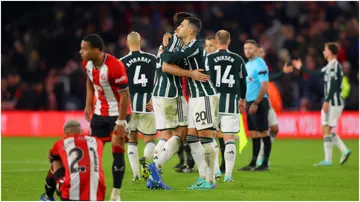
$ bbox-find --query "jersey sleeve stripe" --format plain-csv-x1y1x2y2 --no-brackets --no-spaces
168,35,178,52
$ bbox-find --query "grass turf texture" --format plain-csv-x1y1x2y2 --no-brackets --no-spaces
1,137,358,201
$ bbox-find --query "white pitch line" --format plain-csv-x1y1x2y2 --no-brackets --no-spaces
2,168,48,173
1,160,49,165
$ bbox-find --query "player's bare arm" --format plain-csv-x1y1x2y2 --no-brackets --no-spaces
249,81,268,114
162,62,209,82
113,88,130,139
84,77,94,122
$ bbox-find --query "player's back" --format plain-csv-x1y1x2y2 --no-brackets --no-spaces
53,135,105,201
120,51,156,113
120,51,156,94
207,49,246,114
207,49,246,94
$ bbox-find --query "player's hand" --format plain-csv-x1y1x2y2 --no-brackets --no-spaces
163,33,172,47
322,101,329,113
292,59,303,70
113,124,127,139
157,46,164,56
84,105,93,122
249,103,258,114
283,63,293,74
146,99,153,111
239,99,246,113
190,69,210,82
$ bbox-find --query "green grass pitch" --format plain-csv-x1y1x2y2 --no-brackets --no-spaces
1,137,359,201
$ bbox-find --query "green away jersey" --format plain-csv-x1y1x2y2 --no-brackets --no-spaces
153,32,184,98
303,58,344,106
120,51,156,113
161,39,217,98
207,49,247,114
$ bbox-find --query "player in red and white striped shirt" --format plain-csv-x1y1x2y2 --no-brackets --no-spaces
80,34,130,201
40,120,105,201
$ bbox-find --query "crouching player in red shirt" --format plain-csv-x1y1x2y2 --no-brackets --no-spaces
40,120,106,201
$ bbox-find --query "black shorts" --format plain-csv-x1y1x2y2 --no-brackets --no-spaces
90,114,130,142
246,98,270,132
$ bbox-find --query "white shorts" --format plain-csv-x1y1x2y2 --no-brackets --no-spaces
218,113,240,134
321,105,344,127
129,113,157,135
188,95,219,131
268,107,278,127
152,96,188,130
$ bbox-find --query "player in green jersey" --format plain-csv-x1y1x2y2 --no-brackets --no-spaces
207,30,247,182
120,32,157,182
160,17,218,190
292,42,351,166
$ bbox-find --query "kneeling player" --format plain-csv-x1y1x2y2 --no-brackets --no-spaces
207,30,247,182
120,32,157,182
40,120,105,201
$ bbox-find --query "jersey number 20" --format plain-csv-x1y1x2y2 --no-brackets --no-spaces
214,65,235,88
134,65,148,87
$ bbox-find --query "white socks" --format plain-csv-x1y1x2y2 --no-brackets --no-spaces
127,143,140,177
324,135,333,162
212,140,220,173
332,133,348,153
154,136,181,168
153,139,167,160
188,140,206,179
224,140,236,178
144,141,156,163
203,142,216,184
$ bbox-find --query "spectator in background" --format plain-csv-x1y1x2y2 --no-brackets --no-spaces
1,2,358,111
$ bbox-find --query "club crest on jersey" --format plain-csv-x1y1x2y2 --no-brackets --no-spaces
101,73,107,81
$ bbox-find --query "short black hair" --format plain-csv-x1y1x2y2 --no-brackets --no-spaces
83,34,105,51
325,42,339,55
185,16,202,33
244,39,258,46
173,12,193,27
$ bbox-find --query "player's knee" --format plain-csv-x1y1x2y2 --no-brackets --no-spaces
112,145,125,153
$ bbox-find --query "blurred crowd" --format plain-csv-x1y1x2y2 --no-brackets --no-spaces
2,1,359,111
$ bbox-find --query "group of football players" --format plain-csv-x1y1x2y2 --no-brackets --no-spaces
40,11,351,201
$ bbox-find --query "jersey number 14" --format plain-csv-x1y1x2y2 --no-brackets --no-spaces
214,65,235,88
134,65,148,87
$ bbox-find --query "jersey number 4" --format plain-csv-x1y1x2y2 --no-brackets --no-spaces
214,65,235,87
134,65,148,87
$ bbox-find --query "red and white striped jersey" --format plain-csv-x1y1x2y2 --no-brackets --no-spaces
82,53,131,116
49,134,105,201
